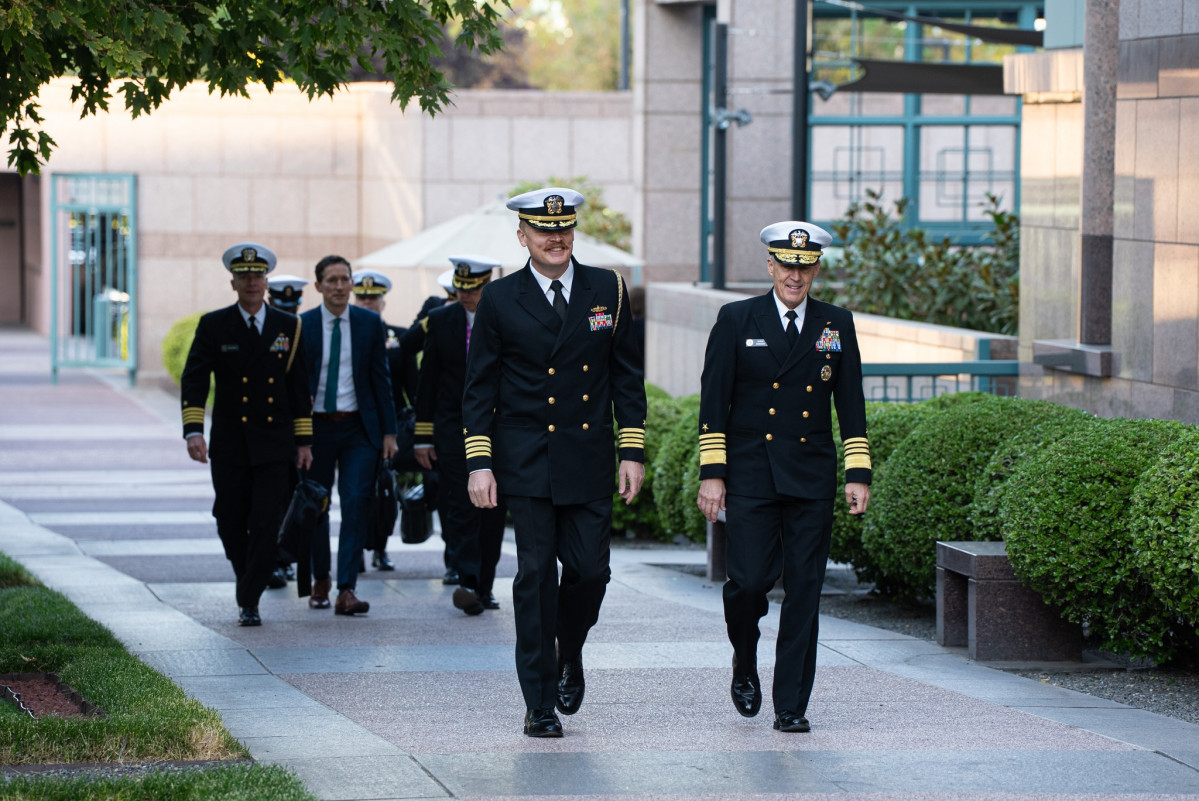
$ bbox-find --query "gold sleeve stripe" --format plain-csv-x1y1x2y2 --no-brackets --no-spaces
182,409,206,423
465,435,492,458
843,437,871,470
414,422,435,435
845,453,872,470
699,433,726,442
700,450,726,466
294,419,313,436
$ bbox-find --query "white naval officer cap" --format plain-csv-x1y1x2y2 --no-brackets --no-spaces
352,269,392,296
505,187,585,230
759,222,833,266
447,254,501,291
267,273,308,309
222,242,277,274
436,269,458,297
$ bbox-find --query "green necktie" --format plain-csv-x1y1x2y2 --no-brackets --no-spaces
324,317,341,412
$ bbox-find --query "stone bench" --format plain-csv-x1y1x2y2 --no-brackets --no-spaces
936,541,1081,662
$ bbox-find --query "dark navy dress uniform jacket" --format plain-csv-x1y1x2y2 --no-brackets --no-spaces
461,260,647,506
699,293,871,498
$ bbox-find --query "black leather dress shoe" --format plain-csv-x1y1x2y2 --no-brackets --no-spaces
452,587,484,616
282,563,296,581
266,567,287,589
238,607,261,626
523,707,563,738
372,550,395,571
556,655,585,715
480,591,500,610
730,655,761,717
442,568,460,585
773,711,810,732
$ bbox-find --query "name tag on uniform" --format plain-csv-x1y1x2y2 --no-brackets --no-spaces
745,338,768,347
221,344,240,352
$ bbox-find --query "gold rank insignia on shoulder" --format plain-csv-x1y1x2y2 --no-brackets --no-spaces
821,364,832,381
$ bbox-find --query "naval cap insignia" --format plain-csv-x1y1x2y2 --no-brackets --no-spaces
242,247,258,262
790,229,809,249
545,195,564,215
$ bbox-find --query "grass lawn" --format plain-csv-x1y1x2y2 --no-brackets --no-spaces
0,550,318,801
0,764,315,800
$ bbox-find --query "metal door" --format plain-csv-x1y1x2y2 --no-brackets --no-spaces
50,174,137,384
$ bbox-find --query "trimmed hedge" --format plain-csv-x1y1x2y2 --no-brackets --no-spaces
968,403,1094,541
162,311,203,385
648,394,702,541
859,393,1049,599
998,417,1189,662
1127,426,1199,658
832,392,993,589
613,388,690,540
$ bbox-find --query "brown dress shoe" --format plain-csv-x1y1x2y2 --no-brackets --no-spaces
334,589,370,615
309,578,331,609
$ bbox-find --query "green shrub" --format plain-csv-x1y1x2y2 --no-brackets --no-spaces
1128,427,1199,659
613,387,688,540
999,417,1189,662
835,392,992,590
161,311,204,386
968,404,1094,541
861,395,1081,600
827,190,1019,335
649,394,702,540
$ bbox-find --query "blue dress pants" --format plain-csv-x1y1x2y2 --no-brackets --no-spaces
309,415,377,592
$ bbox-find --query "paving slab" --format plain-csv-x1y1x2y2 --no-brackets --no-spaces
2,330,1199,800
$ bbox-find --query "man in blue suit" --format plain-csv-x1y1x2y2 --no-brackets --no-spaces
302,255,398,615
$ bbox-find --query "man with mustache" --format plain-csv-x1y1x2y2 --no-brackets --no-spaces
462,188,647,738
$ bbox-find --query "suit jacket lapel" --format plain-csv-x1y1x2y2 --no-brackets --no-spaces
514,263,563,336
783,298,829,373
450,304,467,368
302,310,322,397
753,292,790,367
553,259,595,357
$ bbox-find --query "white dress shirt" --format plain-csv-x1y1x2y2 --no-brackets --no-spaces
773,292,808,336
314,303,358,413
530,263,575,309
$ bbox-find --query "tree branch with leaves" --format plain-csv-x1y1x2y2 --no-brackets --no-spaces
1,0,509,175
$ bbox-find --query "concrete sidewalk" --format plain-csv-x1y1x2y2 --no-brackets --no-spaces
2,326,1198,800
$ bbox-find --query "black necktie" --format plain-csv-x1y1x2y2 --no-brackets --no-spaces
550,279,567,321
785,310,798,349
248,316,260,337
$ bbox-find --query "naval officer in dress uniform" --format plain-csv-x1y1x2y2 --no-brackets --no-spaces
264,273,310,588
181,243,314,626
462,188,647,738
413,255,507,615
352,269,419,570
697,221,871,733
